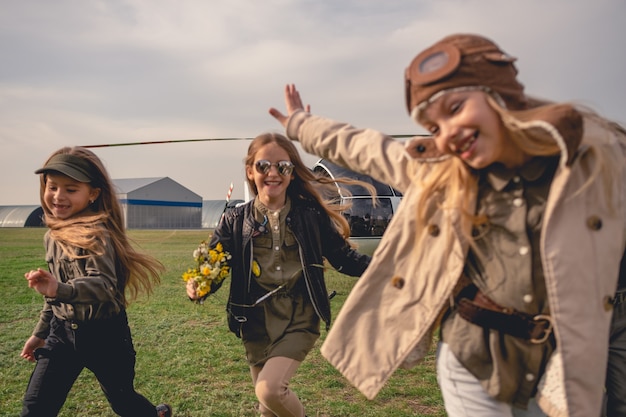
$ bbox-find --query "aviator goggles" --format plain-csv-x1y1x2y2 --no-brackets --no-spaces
404,34,522,114
254,160,294,176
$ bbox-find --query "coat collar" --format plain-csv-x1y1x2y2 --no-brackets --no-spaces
485,156,560,192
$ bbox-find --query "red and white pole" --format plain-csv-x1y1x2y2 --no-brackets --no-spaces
226,182,234,202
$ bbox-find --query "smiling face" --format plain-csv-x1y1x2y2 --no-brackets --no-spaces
43,172,100,220
246,142,294,210
417,90,529,169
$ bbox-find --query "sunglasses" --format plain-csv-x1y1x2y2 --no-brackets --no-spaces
254,160,294,176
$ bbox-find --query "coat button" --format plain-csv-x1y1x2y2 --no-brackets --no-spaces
471,221,487,238
586,216,603,230
604,295,614,312
391,276,405,289
428,224,440,237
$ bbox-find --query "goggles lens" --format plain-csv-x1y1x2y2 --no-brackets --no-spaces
254,160,294,176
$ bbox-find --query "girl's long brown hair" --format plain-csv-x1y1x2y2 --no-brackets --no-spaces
39,147,164,305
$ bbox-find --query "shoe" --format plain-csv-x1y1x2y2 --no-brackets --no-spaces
156,403,172,417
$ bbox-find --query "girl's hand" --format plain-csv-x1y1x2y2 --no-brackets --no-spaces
21,336,45,362
269,84,310,127
186,279,199,300
25,268,58,298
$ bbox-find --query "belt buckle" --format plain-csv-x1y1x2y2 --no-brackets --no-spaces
530,314,553,344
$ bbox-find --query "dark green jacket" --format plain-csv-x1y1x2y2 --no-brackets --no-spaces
212,197,370,337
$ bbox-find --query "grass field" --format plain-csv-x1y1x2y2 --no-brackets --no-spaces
0,228,444,417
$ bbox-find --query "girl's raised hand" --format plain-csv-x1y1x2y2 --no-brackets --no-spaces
269,84,310,127
25,268,58,298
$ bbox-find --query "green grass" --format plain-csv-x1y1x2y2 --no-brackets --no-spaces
0,228,444,417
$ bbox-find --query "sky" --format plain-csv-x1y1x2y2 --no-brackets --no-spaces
1,0,624,206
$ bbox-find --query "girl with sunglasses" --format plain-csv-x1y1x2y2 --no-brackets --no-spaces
269,34,625,417
187,133,373,417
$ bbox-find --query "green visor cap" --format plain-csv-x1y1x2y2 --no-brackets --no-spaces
35,154,96,183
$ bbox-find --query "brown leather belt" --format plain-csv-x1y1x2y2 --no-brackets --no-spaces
456,284,553,344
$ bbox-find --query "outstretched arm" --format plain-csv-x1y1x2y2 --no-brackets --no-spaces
269,83,415,192
269,84,310,127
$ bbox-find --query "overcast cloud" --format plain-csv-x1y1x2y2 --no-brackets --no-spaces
1,0,624,205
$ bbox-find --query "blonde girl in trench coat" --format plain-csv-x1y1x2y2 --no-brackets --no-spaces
269,34,626,417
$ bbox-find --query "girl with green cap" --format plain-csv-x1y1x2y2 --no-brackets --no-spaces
21,146,172,417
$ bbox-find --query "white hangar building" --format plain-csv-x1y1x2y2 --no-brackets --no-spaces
0,205,45,227
0,177,203,229
114,177,202,229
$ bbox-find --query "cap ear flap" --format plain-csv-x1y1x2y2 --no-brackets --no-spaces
404,137,450,161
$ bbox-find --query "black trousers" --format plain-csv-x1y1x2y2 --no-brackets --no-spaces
21,312,157,417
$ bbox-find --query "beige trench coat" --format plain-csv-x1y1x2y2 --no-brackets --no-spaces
286,110,626,417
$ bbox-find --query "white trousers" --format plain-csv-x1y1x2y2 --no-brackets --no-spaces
436,342,546,417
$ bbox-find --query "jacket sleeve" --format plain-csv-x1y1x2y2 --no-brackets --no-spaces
46,234,121,306
206,208,238,297
318,211,371,277
210,209,235,255
286,110,415,193
32,300,53,339
31,234,54,338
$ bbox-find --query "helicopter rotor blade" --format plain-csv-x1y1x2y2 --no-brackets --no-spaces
82,137,252,148
80,134,418,149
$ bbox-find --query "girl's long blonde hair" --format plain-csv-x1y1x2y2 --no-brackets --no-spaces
40,147,164,305
413,93,625,250
245,133,376,239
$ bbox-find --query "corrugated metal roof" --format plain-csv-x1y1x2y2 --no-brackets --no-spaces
0,205,44,227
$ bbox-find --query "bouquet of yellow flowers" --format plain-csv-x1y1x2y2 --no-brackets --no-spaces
182,240,231,303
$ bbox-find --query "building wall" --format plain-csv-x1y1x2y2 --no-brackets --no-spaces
116,177,203,229
121,201,201,229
